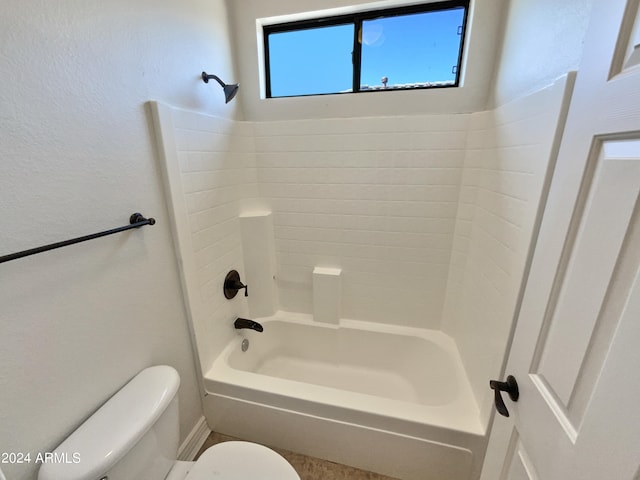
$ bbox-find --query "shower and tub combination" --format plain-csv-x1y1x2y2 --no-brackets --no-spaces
209,310,484,480
150,74,573,480
204,261,485,480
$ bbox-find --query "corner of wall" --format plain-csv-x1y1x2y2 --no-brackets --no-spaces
442,76,576,427
487,0,594,109
150,101,262,383
149,101,209,380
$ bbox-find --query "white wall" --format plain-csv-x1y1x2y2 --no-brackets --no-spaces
0,1,239,479
254,114,468,328
442,76,574,428
488,0,594,107
227,0,507,121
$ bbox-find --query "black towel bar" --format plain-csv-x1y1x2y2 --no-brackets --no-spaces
0,213,156,264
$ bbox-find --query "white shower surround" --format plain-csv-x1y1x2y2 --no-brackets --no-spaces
442,75,574,425
253,113,468,328
151,75,573,480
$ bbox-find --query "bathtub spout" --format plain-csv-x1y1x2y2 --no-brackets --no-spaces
234,317,264,332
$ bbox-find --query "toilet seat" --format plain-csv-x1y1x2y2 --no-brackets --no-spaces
184,441,300,480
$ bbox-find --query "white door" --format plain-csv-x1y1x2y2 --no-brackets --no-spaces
481,0,640,479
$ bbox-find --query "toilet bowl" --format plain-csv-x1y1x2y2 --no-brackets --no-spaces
178,441,298,480
38,366,300,480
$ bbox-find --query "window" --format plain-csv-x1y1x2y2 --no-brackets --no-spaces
263,1,469,98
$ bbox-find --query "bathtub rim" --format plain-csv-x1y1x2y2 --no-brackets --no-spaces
227,313,462,406
205,311,485,437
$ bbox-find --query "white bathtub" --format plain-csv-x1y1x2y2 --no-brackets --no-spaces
203,312,486,480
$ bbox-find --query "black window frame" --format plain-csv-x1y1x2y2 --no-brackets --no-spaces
263,0,470,99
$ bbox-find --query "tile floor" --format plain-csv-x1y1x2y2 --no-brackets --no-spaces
196,432,400,480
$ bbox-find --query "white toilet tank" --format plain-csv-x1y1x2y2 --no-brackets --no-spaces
38,366,181,480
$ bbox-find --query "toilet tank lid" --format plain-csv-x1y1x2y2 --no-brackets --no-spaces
38,365,180,480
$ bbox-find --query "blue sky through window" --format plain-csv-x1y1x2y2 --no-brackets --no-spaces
268,24,354,97
361,8,465,88
266,4,466,97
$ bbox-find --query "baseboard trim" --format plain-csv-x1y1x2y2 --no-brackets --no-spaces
178,416,211,461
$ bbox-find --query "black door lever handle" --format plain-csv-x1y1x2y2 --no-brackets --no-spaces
489,375,519,417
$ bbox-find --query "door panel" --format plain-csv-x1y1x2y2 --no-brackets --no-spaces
501,430,539,480
481,0,640,478
611,0,640,74
535,138,640,409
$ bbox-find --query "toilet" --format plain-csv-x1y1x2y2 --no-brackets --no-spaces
38,366,300,480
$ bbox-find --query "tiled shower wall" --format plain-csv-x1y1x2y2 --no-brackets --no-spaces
441,77,573,426
153,104,260,370
253,115,470,329
156,77,571,395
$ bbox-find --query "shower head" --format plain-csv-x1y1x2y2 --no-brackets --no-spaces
223,83,239,103
202,71,239,103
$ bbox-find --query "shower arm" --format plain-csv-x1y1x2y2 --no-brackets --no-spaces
201,72,225,88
